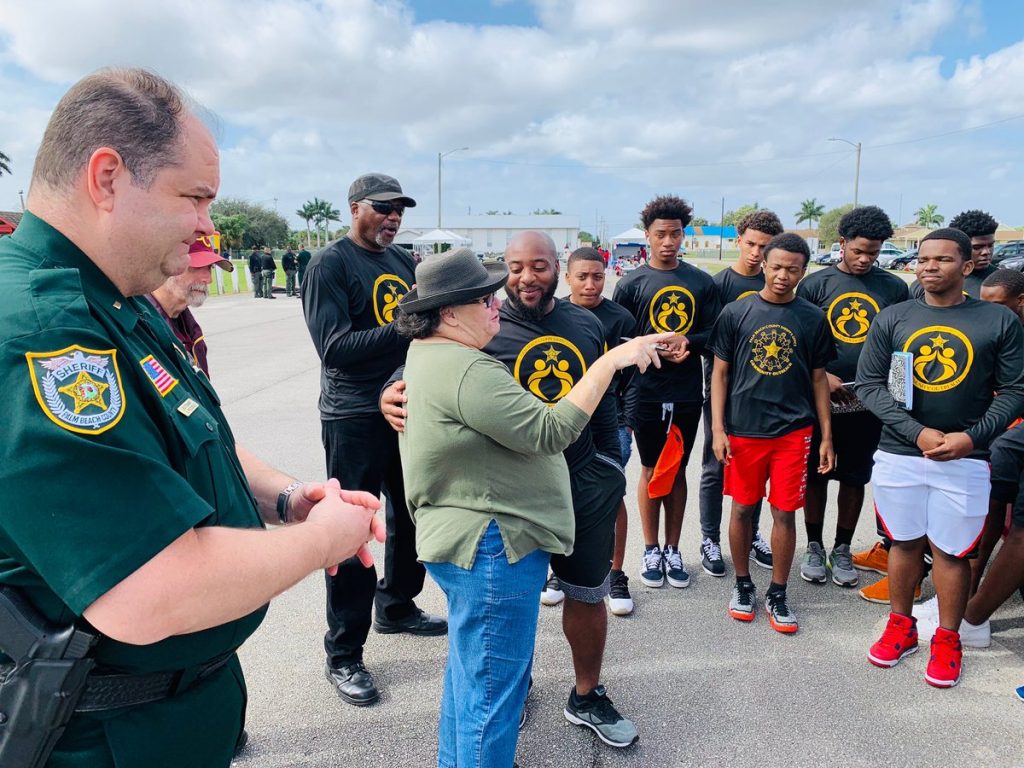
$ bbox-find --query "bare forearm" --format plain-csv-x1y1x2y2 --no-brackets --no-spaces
565,357,616,417
85,524,327,645
711,361,729,434
813,370,832,441
236,443,296,525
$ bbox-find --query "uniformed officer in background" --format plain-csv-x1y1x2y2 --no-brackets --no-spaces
0,67,384,768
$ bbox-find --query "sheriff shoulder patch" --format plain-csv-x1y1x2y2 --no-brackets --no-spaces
26,345,126,435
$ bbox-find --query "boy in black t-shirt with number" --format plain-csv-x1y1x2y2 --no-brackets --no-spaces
709,233,836,633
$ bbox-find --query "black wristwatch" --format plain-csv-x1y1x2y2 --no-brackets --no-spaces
276,482,302,524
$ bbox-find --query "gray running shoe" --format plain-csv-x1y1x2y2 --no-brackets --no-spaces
564,685,639,748
800,542,827,584
828,544,859,587
728,581,756,622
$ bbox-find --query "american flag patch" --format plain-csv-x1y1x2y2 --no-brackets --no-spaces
140,355,178,397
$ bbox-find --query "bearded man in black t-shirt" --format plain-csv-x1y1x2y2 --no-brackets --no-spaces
709,233,836,634
303,173,446,708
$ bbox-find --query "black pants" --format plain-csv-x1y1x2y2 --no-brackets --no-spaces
322,415,425,665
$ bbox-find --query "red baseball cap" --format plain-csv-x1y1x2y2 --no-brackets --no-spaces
189,236,233,271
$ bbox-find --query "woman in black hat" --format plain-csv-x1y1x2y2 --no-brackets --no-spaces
394,247,670,767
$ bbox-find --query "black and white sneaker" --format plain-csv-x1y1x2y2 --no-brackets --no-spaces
663,545,690,588
607,570,634,616
700,537,726,577
640,545,664,588
540,573,565,606
750,531,774,570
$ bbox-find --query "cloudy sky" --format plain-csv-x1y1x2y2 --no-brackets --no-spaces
1,0,1022,238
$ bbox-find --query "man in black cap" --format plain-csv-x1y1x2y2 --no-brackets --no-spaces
302,173,447,707
248,244,263,298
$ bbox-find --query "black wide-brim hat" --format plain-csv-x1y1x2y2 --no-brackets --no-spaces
400,247,508,313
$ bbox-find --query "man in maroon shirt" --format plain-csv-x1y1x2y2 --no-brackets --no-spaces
146,235,233,376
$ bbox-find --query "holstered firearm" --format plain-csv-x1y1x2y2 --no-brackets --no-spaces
0,587,98,768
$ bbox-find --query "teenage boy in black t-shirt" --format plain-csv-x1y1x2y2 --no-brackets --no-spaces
709,233,836,634
910,209,1000,300
613,195,719,591
303,173,446,707
564,246,638,617
698,209,784,577
796,206,909,589
858,228,1024,688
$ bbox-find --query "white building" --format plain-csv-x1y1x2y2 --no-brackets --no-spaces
396,214,580,258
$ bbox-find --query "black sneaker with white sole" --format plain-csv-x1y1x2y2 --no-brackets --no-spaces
640,545,664,588
750,531,773,569
564,685,639,748
700,537,726,576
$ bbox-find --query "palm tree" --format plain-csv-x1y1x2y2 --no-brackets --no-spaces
313,198,341,246
0,150,11,177
795,198,825,230
296,201,317,248
914,204,944,228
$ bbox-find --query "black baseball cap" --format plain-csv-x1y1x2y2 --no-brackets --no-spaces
348,173,417,207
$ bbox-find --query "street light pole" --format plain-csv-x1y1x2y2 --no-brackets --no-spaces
438,147,469,229
828,137,861,207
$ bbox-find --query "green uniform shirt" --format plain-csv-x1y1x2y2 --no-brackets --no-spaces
0,213,265,767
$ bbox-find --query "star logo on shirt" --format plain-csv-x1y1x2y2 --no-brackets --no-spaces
903,326,974,393
749,323,797,377
648,285,696,335
543,346,561,362
827,292,880,344
58,371,109,413
513,336,588,405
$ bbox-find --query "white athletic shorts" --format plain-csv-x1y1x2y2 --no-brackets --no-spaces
871,450,989,558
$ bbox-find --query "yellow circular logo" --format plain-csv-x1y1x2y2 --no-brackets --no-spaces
513,335,588,405
372,274,410,326
648,286,696,334
736,290,759,300
749,324,797,376
902,325,974,393
827,292,881,345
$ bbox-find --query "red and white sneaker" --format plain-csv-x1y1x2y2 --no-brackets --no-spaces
868,612,919,668
925,627,963,688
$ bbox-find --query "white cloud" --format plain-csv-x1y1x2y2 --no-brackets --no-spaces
0,0,1021,232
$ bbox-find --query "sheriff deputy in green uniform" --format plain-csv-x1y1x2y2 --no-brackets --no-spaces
0,68,385,768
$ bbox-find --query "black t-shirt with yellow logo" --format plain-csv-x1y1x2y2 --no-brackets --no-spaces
612,261,721,404
713,267,764,305
797,265,909,382
708,295,836,438
484,298,618,472
855,297,1024,458
302,238,414,418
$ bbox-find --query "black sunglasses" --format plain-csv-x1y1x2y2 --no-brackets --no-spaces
364,200,405,216
464,293,497,308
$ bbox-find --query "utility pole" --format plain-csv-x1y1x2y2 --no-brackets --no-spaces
438,147,468,229
829,137,861,207
18,190,25,211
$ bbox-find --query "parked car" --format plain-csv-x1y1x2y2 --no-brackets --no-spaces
881,248,917,270
812,251,834,265
996,254,1024,272
992,241,1024,265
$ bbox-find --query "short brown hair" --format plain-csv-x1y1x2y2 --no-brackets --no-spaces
32,68,187,192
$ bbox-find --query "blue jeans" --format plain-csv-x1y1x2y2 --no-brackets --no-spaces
425,521,549,768
618,425,632,468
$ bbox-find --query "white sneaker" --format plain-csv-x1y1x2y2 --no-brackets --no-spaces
541,573,565,606
959,618,992,649
913,595,939,622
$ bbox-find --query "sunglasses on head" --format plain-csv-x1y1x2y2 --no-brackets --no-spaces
363,200,405,216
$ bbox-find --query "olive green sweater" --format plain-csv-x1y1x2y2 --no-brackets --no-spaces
399,340,589,569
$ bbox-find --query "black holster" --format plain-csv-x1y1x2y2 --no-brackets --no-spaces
0,587,98,768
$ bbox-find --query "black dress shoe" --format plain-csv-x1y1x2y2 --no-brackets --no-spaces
373,610,448,637
325,661,379,706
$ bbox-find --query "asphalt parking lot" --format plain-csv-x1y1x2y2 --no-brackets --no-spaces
202,277,1024,768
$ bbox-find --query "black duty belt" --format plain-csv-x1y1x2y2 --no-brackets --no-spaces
72,651,233,713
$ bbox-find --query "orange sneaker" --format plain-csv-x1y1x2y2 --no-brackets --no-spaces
858,576,923,604
852,542,889,575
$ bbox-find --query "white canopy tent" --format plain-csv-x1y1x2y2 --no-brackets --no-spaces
610,227,646,246
412,229,472,247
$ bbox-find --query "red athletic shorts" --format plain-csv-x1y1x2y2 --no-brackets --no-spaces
723,425,813,511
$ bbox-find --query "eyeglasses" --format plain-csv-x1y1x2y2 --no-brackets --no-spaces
363,200,405,217
466,293,497,308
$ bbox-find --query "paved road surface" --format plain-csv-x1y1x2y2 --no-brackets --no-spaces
198,284,1023,768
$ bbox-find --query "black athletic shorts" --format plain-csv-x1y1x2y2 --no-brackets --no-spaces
989,422,1024,530
808,410,883,486
631,401,702,469
550,453,626,602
